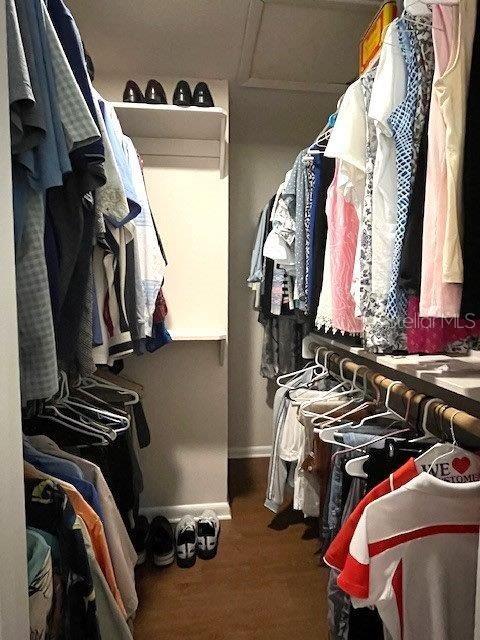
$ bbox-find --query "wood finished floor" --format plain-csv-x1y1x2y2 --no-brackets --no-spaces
133,458,329,639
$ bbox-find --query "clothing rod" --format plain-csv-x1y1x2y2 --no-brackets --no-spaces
314,345,480,445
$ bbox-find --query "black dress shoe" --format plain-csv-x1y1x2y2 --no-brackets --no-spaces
173,80,192,107
123,80,145,103
145,79,167,105
192,82,214,107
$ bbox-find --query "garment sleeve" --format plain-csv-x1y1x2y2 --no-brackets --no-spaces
369,20,406,135
337,511,371,601
248,205,269,284
325,79,365,173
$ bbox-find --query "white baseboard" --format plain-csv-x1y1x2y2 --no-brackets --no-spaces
140,501,232,523
228,445,272,459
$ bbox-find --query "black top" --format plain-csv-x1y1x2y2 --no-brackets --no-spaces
311,155,335,315
399,119,429,295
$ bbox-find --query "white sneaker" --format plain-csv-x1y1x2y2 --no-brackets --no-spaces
197,509,220,560
175,515,197,568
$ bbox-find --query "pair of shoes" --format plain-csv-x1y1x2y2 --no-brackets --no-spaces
172,80,214,108
175,510,220,568
123,79,167,105
122,80,214,108
133,515,175,567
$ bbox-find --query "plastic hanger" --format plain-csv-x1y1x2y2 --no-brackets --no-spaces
79,374,139,405
301,356,367,419
312,368,370,434
277,358,327,391
40,373,121,443
426,410,462,475
410,397,443,442
331,426,411,463
57,372,130,432
330,381,410,462
354,381,405,428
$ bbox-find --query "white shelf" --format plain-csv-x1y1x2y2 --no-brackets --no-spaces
113,102,227,176
112,102,227,142
168,330,227,365
304,333,480,403
168,330,227,341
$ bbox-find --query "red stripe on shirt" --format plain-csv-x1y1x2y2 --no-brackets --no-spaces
392,560,404,640
368,524,479,557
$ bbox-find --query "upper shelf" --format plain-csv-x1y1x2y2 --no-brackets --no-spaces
303,333,480,407
112,102,227,142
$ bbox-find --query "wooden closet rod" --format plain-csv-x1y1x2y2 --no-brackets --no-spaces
314,346,480,445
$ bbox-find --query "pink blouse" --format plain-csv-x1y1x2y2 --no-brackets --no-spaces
329,162,363,334
419,5,462,318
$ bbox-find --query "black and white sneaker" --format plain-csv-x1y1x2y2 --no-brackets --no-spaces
150,515,175,567
197,509,220,560
175,515,197,568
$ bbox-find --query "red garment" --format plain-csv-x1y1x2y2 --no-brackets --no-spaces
324,458,417,572
406,296,480,354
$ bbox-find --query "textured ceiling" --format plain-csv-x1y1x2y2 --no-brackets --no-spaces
68,0,379,88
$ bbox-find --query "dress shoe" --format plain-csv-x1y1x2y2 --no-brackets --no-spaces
123,80,145,103
145,79,167,105
173,80,192,107
192,82,214,107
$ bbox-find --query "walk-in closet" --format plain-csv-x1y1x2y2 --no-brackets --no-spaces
2,0,480,638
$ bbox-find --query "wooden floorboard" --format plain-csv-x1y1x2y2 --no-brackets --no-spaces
133,458,329,639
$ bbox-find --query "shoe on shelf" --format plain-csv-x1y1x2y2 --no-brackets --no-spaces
192,82,214,108
132,515,150,566
175,515,197,568
150,515,175,567
145,79,167,105
172,80,192,107
123,80,145,103
197,509,220,560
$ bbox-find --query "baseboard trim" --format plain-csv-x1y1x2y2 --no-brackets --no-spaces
140,501,232,523
228,445,272,459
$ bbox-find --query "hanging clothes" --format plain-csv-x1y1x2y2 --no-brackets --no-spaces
461,3,480,317
419,5,462,318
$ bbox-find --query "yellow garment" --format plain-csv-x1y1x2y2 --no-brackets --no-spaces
441,0,477,283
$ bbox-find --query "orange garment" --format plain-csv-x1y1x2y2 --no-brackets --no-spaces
23,462,126,619
59,481,127,619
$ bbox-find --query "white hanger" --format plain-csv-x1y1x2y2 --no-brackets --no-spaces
354,381,405,427
345,455,369,479
323,380,406,454
331,426,411,463
80,374,139,405
410,397,443,442
277,355,327,391
426,411,462,475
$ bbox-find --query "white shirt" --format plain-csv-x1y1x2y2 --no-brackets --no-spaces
369,20,406,297
339,473,480,640
325,78,367,217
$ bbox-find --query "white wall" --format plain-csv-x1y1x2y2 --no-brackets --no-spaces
95,77,230,514
228,86,334,452
0,2,29,637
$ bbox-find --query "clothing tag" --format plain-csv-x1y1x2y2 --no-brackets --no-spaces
416,446,480,483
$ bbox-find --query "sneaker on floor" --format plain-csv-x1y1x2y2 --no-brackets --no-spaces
175,515,197,568
133,515,150,566
197,509,220,560
150,515,175,567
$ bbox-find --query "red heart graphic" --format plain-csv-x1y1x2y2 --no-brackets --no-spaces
452,457,471,475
